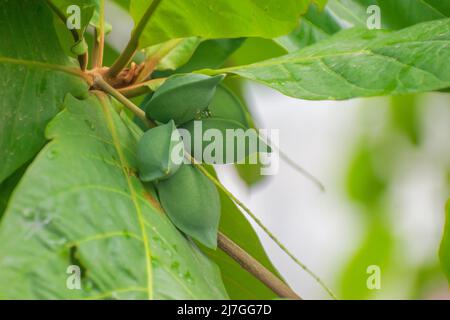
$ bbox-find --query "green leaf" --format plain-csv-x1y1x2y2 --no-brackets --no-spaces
0,95,228,299
130,0,312,48
156,164,221,249
276,4,342,51
0,0,88,184
440,200,450,284
339,218,393,299
144,74,224,125
137,121,184,182
201,167,280,299
229,38,287,66
327,0,450,29
182,118,270,165
390,95,421,145
48,0,96,54
176,38,245,73
346,141,387,208
235,155,267,188
144,38,201,71
218,79,266,186
208,84,250,128
204,20,450,100
50,0,97,29
252,1,450,71
0,164,28,220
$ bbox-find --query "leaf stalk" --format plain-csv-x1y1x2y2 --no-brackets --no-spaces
107,0,163,79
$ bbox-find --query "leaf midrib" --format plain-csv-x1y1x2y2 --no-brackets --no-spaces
209,39,450,80
0,56,87,81
99,95,154,300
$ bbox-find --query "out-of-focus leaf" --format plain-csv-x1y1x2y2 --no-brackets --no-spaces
111,0,130,11
204,20,450,100
0,95,228,299
410,263,448,299
130,0,312,48
390,95,421,145
235,156,267,188
440,200,450,284
176,38,245,73
339,219,393,299
276,4,341,51
0,0,88,184
346,141,387,208
153,38,245,78
278,0,450,53
327,0,450,29
219,79,266,187
145,38,201,71
208,84,250,128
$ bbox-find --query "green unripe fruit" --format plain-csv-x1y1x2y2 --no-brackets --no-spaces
208,84,250,128
144,74,225,125
156,164,220,249
137,121,184,182
181,118,270,164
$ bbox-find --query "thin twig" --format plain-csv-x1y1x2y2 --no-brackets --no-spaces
93,75,156,128
118,78,166,98
92,0,105,68
107,0,163,79
134,38,183,84
217,232,301,299
265,137,325,192
190,157,337,300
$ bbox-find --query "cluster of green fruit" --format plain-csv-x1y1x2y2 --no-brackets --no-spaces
136,73,268,249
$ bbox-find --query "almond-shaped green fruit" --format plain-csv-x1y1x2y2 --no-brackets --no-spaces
208,84,250,128
137,121,184,182
181,118,271,164
156,164,220,249
144,74,225,125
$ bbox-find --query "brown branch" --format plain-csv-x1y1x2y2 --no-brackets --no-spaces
107,0,163,79
218,232,301,300
92,0,105,69
93,74,156,128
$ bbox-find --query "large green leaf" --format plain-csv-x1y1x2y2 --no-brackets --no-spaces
0,94,228,299
278,1,450,52
204,19,450,100
0,0,88,183
0,164,28,220
130,0,312,48
440,200,450,284
389,95,421,145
